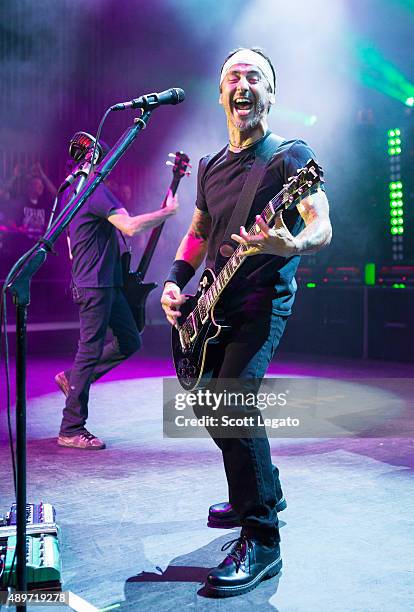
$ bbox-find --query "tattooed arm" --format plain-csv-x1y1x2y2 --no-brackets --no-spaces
161,207,212,326
294,188,332,254
231,188,332,258
175,207,212,268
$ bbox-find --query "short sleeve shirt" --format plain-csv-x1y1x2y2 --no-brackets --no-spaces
69,184,123,287
196,135,323,315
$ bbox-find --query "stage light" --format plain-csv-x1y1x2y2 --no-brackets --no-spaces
364,263,376,286
275,107,318,127
387,129,405,255
356,41,414,107
306,115,318,126
306,282,316,288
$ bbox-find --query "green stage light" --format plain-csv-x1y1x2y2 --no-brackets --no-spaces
387,130,405,252
275,106,318,127
306,282,316,288
364,263,376,286
306,115,318,126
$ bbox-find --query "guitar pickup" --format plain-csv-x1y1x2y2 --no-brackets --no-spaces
198,297,209,324
188,312,198,342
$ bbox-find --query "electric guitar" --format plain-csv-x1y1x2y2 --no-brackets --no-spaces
172,159,323,391
122,151,190,332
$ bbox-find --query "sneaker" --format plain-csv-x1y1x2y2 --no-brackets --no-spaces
55,372,70,398
57,430,106,450
205,535,282,597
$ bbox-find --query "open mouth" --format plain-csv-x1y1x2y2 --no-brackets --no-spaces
233,97,254,115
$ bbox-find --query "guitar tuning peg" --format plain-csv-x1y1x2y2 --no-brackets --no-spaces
184,162,192,168
185,171,192,176
168,152,176,158
166,161,174,166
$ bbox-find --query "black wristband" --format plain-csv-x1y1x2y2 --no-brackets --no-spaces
165,259,195,290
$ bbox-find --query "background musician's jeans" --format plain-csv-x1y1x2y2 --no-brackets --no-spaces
194,310,288,546
59,287,141,436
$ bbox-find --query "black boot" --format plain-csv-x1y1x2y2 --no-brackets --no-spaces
208,465,286,528
205,534,282,597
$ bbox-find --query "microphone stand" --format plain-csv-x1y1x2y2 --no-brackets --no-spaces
5,110,152,610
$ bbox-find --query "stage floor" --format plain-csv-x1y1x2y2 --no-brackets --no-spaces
1,353,413,611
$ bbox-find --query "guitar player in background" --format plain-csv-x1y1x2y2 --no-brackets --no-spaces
161,47,332,597
55,170,178,450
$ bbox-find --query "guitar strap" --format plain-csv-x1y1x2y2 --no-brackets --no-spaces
215,132,285,272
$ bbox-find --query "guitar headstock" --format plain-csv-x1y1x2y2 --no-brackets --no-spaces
283,158,323,208
166,151,191,179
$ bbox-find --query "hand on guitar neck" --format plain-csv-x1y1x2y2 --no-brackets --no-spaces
108,189,178,237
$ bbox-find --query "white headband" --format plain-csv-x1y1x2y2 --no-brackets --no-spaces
220,49,275,93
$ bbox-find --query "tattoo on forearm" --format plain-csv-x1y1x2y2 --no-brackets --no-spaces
188,209,212,240
296,219,332,254
295,190,332,255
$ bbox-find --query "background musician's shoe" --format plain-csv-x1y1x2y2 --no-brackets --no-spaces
208,465,287,528
205,535,282,597
55,371,70,397
57,430,106,450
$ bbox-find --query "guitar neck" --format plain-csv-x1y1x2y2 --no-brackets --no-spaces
200,192,285,313
135,175,180,280
198,177,320,319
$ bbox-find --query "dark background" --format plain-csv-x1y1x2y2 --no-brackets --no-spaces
1,0,413,358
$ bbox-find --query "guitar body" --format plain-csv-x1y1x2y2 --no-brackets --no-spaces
171,158,323,391
171,268,230,391
121,251,157,333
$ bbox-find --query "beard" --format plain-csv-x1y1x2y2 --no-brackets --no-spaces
230,98,267,131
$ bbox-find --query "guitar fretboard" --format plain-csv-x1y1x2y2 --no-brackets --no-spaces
178,159,321,343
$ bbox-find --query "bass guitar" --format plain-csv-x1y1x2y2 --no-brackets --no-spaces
172,159,323,390
122,151,190,332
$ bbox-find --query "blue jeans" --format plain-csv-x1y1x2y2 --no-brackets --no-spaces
60,287,141,436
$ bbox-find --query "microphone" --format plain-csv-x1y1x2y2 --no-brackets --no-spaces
58,165,91,193
58,131,106,193
111,88,185,112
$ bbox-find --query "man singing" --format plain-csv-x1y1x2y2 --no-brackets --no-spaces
161,47,331,597
56,182,178,450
